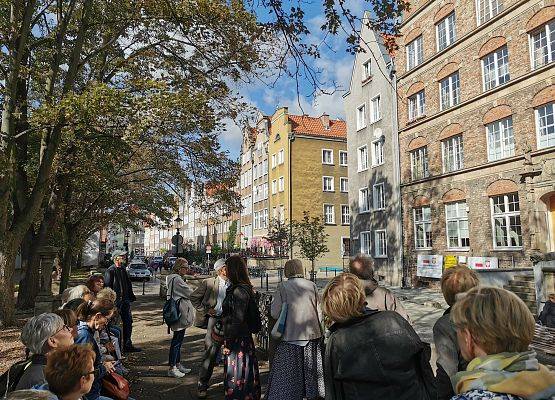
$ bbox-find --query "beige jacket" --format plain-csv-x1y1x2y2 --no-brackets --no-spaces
361,279,411,323
190,276,219,314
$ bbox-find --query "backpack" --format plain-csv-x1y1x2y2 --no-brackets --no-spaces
163,277,181,331
240,286,262,334
0,359,31,397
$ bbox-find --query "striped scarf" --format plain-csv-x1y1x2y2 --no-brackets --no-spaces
452,351,555,400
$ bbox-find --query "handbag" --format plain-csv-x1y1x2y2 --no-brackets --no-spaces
271,285,288,340
102,371,130,400
163,277,182,331
210,318,225,344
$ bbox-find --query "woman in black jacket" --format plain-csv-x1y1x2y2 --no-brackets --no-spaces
221,255,261,400
322,273,435,400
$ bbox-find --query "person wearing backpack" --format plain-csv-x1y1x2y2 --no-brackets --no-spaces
165,258,195,378
221,255,261,400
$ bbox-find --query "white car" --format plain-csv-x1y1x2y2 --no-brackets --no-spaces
127,262,152,281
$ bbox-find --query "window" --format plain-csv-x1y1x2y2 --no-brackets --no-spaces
491,193,522,248
372,139,384,166
406,36,424,70
536,102,555,149
278,176,284,192
339,151,348,166
322,149,334,164
357,104,366,130
263,182,268,199
271,179,277,194
529,21,555,70
487,117,514,161
414,206,432,249
262,209,268,229
445,202,470,249
482,46,510,91
442,135,464,172
341,205,350,225
271,154,276,168
358,145,368,171
323,176,334,192
359,188,370,213
477,0,502,24
373,183,386,210
374,230,387,257
362,59,372,80
360,231,371,255
340,177,348,193
370,95,381,123
279,205,285,223
278,149,285,165
262,160,268,175
436,12,456,51
323,204,335,224
411,147,429,180
440,72,460,110
408,90,426,121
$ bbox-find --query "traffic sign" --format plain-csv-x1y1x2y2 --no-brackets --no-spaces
206,244,212,254
171,234,183,246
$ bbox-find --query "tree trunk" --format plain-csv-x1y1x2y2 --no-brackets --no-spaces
0,236,18,326
60,243,75,294
16,228,40,310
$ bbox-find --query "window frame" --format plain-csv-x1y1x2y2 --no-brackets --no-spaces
445,201,470,250
490,193,523,250
322,176,335,192
339,150,348,166
481,45,510,91
341,205,350,225
439,72,461,111
441,134,464,173
278,149,285,165
323,204,335,224
408,90,426,121
278,176,285,192
413,206,433,249
370,94,381,123
271,179,277,195
436,12,456,52
271,154,276,169
406,35,424,70
476,0,503,25
535,102,555,149
362,59,372,80
410,146,429,181
528,20,555,70
322,149,334,165
486,117,515,162
371,139,384,167
339,177,349,193
373,183,386,211
360,231,371,255
358,144,369,172
356,103,367,130
374,230,388,258
359,188,370,213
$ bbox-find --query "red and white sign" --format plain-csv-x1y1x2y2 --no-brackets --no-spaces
417,254,444,279
206,245,212,254
468,256,498,270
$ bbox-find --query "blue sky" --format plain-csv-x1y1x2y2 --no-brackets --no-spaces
220,1,367,159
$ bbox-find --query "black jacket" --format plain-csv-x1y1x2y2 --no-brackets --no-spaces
539,300,555,328
325,309,436,400
104,264,136,302
222,284,252,339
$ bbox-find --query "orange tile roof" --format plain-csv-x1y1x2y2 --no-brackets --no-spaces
288,114,346,139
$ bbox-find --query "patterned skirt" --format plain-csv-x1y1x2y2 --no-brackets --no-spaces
224,336,261,400
265,339,325,400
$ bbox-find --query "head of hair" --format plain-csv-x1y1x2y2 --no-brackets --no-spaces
172,257,188,273
7,390,54,400
21,313,64,354
451,286,535,354
85,275,104,292
61,287,72,304
284,259,304,278
95,287,117,303
225,255,251,287
76,299,114,322
45,344,96,397
441,265,480,306
322,273,365,324
349,254,374,280
548,293,555,302
53,309,77,328
63,298,85,312
66,285,91,302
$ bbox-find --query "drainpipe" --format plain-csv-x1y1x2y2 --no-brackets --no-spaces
289,132,295,259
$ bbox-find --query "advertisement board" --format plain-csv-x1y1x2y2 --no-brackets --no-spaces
417,254,444,279
468,256,498,269
444,255,458,269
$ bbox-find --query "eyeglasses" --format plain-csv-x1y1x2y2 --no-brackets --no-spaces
83,368,100,379
53,324,71,336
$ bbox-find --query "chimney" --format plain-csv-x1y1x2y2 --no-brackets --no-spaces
320,113,330,130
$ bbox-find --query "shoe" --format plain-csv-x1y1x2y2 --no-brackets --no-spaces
176,363,192,374
168,366,185,378
123,346,142,353
197,389,207,399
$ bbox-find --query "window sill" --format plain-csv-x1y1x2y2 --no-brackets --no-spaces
357,126,367,132
492,247,523,251
322,163,334,166
340,191,348,194
324,223,337,226
447,248,470,252
362,76,373,86
372,163,385,168
415,247,433,251
374,208,386,212
370,118,382,125
341,223,350,226
340,163,348,167
358,168,369,173
373,255,388,259
359,210,371,214
323,190,335,193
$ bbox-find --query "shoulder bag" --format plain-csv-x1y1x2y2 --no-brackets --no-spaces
270,284,288,340
163,277,182,332
102,371,130,400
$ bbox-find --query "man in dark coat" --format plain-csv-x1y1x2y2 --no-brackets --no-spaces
104,252,141,353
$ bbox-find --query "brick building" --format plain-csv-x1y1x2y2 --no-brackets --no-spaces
396,0,554,284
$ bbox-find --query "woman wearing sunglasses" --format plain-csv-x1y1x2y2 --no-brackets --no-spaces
75,299,117,400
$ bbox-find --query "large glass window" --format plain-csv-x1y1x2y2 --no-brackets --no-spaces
358,145,368,171
323,176,334,192
360,231,371,255
371,95,381,123
477,0,503,24
373,183,386,210
341,205,350,225
536,102,555,149
323,204,335,224
491,193,522,248
372,139,384,166
406,36,424,70
436,12,456,51
357,104,366,130
363,60,372,80
409,90,426,121
442,135,464,172
414,206,432,249
482,46,510,91
445,202,470,249
322,149,333,164
440,72,460,110
411,147,429,180
374,230,387,257
339,151,348,166
487,117,514,161
340,177,348,193
359,188,370,213
529,20,554,70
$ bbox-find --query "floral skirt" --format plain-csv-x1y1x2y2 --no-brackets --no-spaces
224,336,261,400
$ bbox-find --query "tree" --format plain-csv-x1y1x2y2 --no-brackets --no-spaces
265,217,292,260
293,211,329,280
226,220,238,251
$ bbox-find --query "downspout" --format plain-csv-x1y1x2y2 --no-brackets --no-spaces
289,131,295,259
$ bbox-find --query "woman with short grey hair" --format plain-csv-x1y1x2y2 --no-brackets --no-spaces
16,313,74,390
265,259,325,400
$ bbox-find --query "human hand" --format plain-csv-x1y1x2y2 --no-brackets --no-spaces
208,308,216,316
103,361,115,373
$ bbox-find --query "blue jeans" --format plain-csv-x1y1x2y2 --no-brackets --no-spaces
117,300,133,348
169,329,186,366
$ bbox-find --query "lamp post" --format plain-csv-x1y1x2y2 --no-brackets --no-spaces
174,216,183,257
124,230,130,265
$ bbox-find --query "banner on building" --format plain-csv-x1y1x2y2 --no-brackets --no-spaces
444,255,458,269
417,254,444,279
468,256,498,270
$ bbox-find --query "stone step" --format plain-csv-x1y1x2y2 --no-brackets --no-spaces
504,288,536,301
504,285,535,295
511,275,534,282
507,280,536,289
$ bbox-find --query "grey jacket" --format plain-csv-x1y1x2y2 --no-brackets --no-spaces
271,277,323,342
361,279,410,323
166,274,195,331
190,276,219,314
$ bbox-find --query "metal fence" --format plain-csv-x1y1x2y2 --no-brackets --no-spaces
254,291,274,359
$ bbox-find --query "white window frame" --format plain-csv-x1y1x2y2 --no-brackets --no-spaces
486,117,514,161
439,72,461,110
359,188,370,213
358,145,369,172
360,231,371,255
528,21,555,70
339,151,348,166
373,183,386,210
341,205,350,225
374,230,387,258
413,206,433,249
322,149,334,165
279,205,285,223
408,90,426,121
410,146,429,180
445,201,470,250
442,135,464,173
323,204,335,224
362,59,372,80
536,102,555,149
481,46,510,91
271,179,277,194
406,35,423,70
371,139,384,167
436,12,456,52
278,176,284,192
370,95,381,123
356,104,367,131
490,193,522,249
322,176,334,192
476,0,503,25
278,149,285,165
339,177,348,193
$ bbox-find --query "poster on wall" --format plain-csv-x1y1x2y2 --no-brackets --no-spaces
417,254,444,279
468,256,498,270
444,255,459,269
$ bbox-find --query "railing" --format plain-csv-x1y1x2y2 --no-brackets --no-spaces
254,291,274,360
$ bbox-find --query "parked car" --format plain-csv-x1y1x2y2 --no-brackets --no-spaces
127,262,151,281
149,256,164,270
168,257,177,267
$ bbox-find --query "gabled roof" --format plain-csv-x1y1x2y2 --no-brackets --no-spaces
288,114,346,139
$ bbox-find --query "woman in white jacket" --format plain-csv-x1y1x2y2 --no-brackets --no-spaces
166,258,195,378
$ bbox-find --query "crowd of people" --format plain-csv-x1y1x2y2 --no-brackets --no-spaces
4,253,555,400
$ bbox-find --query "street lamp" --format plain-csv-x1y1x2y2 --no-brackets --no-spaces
124,230,130,265
174,216,183,257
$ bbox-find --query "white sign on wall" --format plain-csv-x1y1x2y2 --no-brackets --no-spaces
468,257,498,270
417,254,444,279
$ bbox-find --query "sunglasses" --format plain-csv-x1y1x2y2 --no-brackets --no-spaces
83,368,100,379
